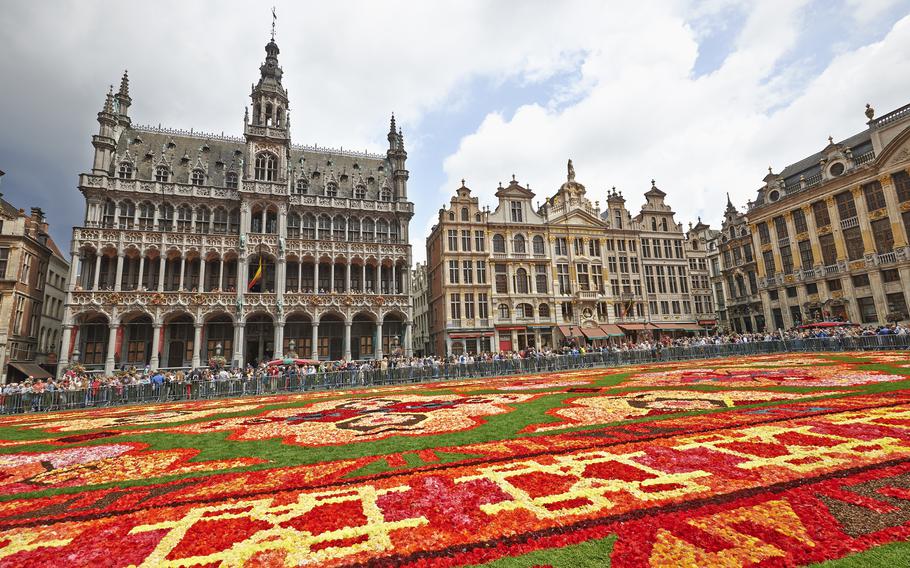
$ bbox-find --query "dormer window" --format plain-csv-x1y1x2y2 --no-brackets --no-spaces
118,162,133,180
254,151,278,182
510,201,523,222
380,189,392,201
461,207,469,222
295,178,309,194
155,166,170,182
225,171,238,189
354,186,366,200
325,183,337,197
191,169,205,186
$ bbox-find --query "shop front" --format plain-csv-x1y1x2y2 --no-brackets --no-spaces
448,331,493,356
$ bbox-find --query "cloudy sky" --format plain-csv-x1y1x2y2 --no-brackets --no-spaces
1,0,909,262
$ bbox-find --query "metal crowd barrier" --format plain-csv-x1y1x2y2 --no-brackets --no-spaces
2,336,909,414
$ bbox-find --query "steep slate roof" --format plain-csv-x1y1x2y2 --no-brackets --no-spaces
777,129,873,186
114,126,390,200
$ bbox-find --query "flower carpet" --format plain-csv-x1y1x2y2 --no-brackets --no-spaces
1,352,910,566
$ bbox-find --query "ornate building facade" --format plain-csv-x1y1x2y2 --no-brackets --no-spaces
427,162,705,356
61,37,414,374
716,196,763,332
747,103,910,328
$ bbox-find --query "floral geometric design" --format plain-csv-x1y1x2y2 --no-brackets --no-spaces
2,352,910,566
169,393,536,446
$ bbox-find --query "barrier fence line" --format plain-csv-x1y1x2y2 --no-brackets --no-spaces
2,335,909,415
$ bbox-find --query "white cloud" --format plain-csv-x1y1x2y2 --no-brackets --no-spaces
434,6,910,262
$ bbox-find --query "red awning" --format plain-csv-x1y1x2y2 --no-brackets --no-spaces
598,324,625,337
580,326,609,340
617,323,656,331
797,321,859,329
557,325,584,337
495,326,527,331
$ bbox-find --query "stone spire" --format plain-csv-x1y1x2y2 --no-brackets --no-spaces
115,70,132,122
101,86,114,115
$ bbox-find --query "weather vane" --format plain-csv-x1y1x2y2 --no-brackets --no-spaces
271,6,277,41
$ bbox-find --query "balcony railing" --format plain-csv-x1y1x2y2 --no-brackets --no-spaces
824,264,840,275
576,290,599,300
840,216,859,229
876,251,897,265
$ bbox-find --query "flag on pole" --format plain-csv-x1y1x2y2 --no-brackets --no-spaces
248,256,263,291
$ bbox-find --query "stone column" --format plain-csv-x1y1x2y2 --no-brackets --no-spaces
219,258,225,290
345,261,351,293
276,257,286,296
375,322,384,360
868,270,890,324
314,261,320,292
113,252,125,291
297,261,302,292
852,186,875,256
158,255,166,291
237,255,248,300
93,254,102,290
179,255,187,291
58,325,73,376
330,259,335,293
68,251,81,291
150,323,162,369
361,263,367,293
199,258,207,292
104,322,120,374
137,255,145,291
880,175,909,248
233,322,245,366
403,322,413,357
392,263,397,294
343,321,352,360
274,319,284,359
191,323,203,368
801,206,822,267
310,321,319,360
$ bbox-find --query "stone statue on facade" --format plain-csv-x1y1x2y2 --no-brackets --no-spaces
567,159,575,181
239,233,246,251
279,236,286,255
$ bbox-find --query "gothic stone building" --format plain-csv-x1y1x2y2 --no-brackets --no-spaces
748,103,910,328
427,162,703,356
61,38,414,374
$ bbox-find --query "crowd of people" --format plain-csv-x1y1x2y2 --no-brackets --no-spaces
2,322,908,412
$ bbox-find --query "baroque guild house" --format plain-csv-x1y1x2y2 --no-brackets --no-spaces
61,36,414,374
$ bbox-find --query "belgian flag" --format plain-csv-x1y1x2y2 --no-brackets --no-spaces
248,256,263,292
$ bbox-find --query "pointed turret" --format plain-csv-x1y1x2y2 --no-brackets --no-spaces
115,70,132,124
388,113,399,149
386,115,408,201
91,86,118,175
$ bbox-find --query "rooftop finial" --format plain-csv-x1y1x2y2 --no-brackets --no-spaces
270,6,277,41
567,159,575,181
865,103,875,120
102,85,114,113
651,179,656,188
460,178,465,187
118,70,130,97
768,165,773,174
390,112,396,133
828,135,834,145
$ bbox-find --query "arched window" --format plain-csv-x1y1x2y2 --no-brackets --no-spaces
448,212,455,221
662,218,668,231
212,207,228,234
354,184,366,200
195,206,211,233
515,268,529,293
533,235,545,255
325,182,338,197
318,215,331,238
118,162,133,180
475,213,481,222
118,200,135,228
651,217,657,231
492,234,505,253
498,303,510,319
287,213,301,238
538,303,550,318
101,199,116,228
228,208,240,234
517,303,533,318
362,218,375,241
513,234,526,254
302,214,316,239
225,171,238,189
138,201,155,230
349,217,361,240
691,240,699,250
254,152,278,182
191,169,205,186
461,207,469,221
295,178,308,194
380,189,391,201
333,216,346,240
176,205,193,232
376,219,389,242
158,204,174,231
390,220,401,243
155,166,169,183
